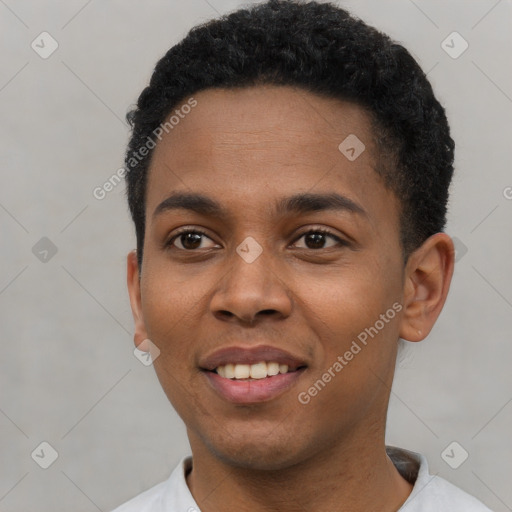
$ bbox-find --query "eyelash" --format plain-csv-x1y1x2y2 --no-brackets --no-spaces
165,227,347,251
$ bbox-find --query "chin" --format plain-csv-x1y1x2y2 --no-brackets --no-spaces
213,442,302,471
196,422,314,472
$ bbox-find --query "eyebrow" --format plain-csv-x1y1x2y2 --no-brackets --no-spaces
152,191,367,220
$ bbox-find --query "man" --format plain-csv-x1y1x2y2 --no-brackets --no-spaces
114,0,493,510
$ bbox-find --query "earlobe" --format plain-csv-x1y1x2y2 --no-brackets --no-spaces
127,250,149,349
399,233,455,342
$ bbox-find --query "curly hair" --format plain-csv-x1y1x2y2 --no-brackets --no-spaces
124,0,454,270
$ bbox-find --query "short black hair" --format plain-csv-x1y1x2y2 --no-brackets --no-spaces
125,0,454,270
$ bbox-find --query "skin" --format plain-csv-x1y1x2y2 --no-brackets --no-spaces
127,85,455,512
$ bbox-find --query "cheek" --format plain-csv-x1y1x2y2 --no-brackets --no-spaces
300,260,402,376
140,273,192,359
301,263,387,328
140,275,206,415
139,264,221,370
298,281,401,424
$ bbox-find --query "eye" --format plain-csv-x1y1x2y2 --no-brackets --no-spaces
166,228,219,251
165,227,347,252
292,228,346,250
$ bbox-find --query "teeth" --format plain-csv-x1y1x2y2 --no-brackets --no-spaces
267,362,280,376
250,362,267,379
234,364,250,379
224,363,235,379
215,361,293,379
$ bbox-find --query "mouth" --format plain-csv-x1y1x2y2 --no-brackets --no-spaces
213,361,304,380
200,346,308,404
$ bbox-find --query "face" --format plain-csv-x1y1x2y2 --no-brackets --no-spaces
128,85,409,470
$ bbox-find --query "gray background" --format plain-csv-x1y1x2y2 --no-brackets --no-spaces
0,0,511,510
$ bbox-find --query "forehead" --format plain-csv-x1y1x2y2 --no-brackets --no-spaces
159,85,374,162
145,85,398,230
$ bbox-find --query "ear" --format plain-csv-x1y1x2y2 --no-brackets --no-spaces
399,233,455,342
127,250,150,351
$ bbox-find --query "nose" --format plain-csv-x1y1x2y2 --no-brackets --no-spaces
209,242,293,325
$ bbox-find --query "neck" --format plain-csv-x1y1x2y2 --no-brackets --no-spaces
186,425,413,512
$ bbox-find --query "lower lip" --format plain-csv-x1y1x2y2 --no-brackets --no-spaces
203,369,305,404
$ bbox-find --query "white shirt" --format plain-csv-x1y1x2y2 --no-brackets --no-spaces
111,446,493,511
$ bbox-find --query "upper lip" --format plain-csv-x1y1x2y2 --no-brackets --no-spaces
199,345,308,371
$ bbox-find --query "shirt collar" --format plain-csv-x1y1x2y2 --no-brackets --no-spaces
171,446,426,510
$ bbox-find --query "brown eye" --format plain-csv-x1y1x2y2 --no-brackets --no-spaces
167,229,218,251
293,229,345,250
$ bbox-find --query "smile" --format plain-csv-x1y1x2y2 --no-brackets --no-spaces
200,345,308,404
215,361,297,379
